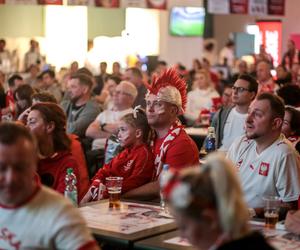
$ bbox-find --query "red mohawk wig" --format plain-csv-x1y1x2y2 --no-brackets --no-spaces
147,68,187,112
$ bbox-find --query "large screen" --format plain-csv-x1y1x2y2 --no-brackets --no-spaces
170,7,205,37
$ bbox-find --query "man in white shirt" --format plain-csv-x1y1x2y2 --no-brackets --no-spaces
86,80,137,150
0,123,100,250
227,93,300,217
212,74,258,151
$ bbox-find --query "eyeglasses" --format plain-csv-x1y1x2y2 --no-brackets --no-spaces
232,86,250,93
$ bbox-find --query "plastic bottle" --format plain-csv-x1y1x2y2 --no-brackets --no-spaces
159,164,169,211
64,168,78,206
205,127,216,153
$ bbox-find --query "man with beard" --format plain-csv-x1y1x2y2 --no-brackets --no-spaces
61,73,101,138
227,93,300,217
123,68,199,200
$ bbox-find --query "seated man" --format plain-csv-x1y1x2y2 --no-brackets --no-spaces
0,123,99,250
212,74,258,151
61,73,101,138
123,68,199,200
227,93,300,217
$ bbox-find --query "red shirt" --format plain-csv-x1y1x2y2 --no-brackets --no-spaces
91,144,154,197
38,151,83,200
153,129,199,172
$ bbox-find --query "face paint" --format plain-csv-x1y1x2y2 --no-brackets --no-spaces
117,121,137,148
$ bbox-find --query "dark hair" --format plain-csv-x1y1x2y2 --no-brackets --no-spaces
126,67,143,79
285,107,300,136
41,69,55,79
0,123,34,146
158,60,167,66
237,74,258,94
30,102,71,152
8,74,23,87
121,108,152,144
14,84,35,115
76,67,93,77
32,92,57,104
277,85,300,107
256,93,285,119
0,39,6,45
70,73,93,89
106,75,121,85
100,61,107,67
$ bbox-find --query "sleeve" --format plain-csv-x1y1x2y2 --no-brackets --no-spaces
91,162,112,185
184,92,198,121
51,201,97,250
67,105,100,137
119,148,154,194
276,152,300,202
165,136,199,171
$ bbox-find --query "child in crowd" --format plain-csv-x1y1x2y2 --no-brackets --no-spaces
81,107,154,203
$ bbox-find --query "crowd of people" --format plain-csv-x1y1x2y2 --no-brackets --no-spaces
1,36,300,249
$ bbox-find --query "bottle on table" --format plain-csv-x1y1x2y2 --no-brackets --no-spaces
64,168,78,206
159,164,170,211
205,127,216,154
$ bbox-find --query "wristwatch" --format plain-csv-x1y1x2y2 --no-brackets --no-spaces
100,123,107,132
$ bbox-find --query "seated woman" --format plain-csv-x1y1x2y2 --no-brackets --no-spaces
81,107,154,203
162,153,274,250
282,106,300,153
27,102,89,202
184,69,220,125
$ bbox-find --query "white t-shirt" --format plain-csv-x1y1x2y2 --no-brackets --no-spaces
185,88,220,122
227,135,300,208
0,185,95,250
92,108,133,150
219,107,247,152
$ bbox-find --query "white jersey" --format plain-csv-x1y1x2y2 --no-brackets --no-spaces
0,185,95,250
219,107,247,152
227,134,300,208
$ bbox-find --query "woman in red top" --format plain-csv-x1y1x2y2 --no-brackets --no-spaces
26,102,88,202
81,107,154,203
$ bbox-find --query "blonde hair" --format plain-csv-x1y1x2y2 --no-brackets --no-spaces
194,69,214,89
169,153,249,239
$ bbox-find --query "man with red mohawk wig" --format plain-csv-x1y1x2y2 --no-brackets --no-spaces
123,68,199,200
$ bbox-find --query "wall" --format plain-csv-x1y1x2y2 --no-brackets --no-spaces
0,5,44,37
158,0,204,69
88,7,125,39
214,0,300,56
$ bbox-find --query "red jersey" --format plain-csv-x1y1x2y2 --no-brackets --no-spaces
153,129,199,173
38,151,84,200
91,144,154,199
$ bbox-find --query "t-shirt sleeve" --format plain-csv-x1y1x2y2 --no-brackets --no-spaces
52,202,97,250
276,152,300,202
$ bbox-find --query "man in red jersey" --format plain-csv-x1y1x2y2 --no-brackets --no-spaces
123,68,199,200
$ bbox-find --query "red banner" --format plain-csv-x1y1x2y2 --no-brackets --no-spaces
257,20,282,67
230,0,248,14
94,0,119,7
267,0,285,15
38,0,62,4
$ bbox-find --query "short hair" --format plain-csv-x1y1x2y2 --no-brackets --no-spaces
157,60,167,66
237,74,258,94
126,67,143,79
14,85,35,115
8,74,23,87
30,102,71,152
285,106,300,136
70,73,93,89
0,123,34,146
76,67,93,77
106,75,121,85
121,108,152,144
0,39,6,45
32,92,57,104
256,92,285,119
165,153,249,239
277,85,300,107
119,81,138,100
41,69,55,79
100,61,107,67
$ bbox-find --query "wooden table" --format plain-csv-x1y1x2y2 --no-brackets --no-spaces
79,200,177,249
134,230,195,250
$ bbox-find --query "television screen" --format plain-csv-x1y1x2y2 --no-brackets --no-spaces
170,7,205,37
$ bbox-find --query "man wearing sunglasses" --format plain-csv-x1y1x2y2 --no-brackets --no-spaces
212,74,258,152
